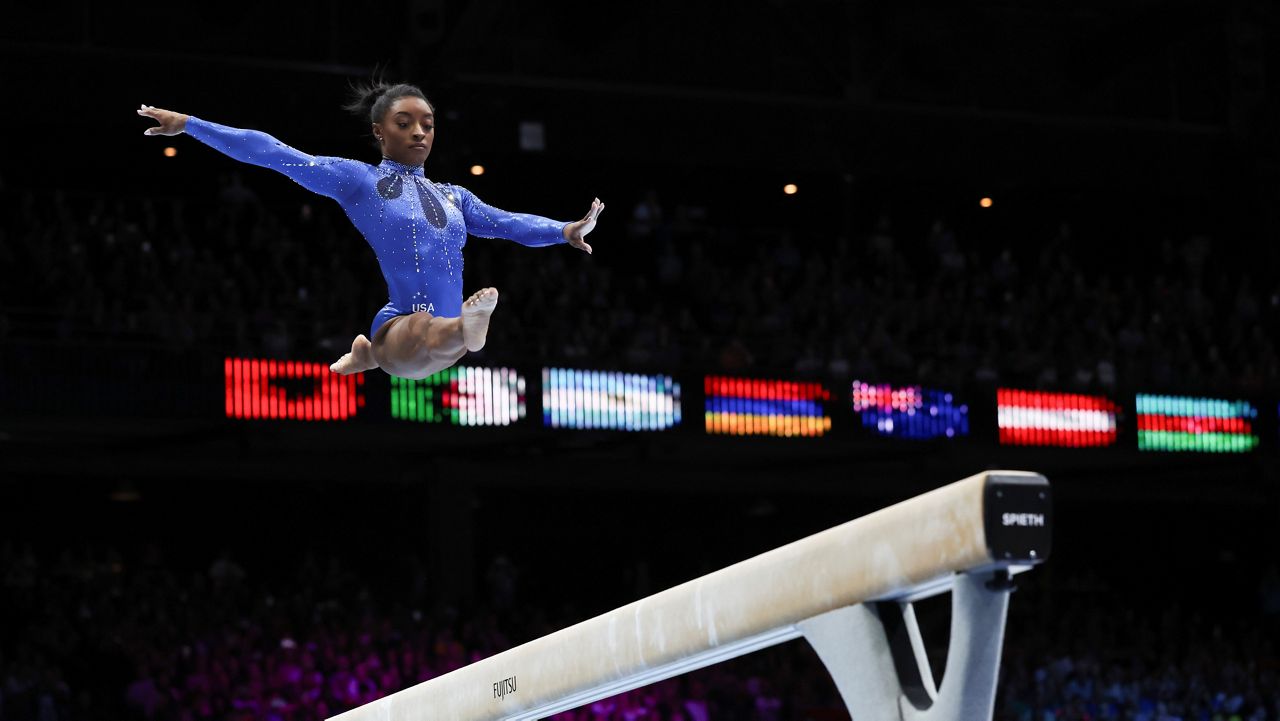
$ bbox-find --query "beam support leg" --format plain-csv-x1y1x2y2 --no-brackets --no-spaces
797,570,1012,721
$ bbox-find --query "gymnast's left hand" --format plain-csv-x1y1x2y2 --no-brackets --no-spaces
564,198,604,255
136,104,188,136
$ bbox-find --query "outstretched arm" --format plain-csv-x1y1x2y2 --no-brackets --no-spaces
450,185,604,254
137,104,365,203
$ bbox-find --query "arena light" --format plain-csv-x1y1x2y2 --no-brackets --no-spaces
224,358,365,421
705,376,831,437
783,183,798,195
541,368,681,431
470,164,485,176
852,381,968,440
1136,394,1258,453
163,146,177,157
391,367,526,426
996,389,1118,447
979,197,993,208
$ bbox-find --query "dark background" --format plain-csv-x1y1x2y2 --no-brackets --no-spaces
2,1,1280,719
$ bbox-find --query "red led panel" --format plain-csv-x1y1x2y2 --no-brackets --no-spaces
997,388,1119,447
224,358,365,421
1135,415,1251,434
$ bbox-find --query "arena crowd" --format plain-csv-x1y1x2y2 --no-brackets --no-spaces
2,175,1278,395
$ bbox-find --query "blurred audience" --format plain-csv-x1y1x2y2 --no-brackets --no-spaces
2,542,1278,721
2,182,1278,394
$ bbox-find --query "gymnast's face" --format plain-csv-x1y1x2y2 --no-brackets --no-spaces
375,96,435,166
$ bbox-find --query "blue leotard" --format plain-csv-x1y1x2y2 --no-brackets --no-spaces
184,116,570,339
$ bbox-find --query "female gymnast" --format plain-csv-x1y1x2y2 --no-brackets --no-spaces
136,81,603,378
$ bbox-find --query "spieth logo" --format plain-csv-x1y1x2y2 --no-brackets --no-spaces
1002,512,1045,527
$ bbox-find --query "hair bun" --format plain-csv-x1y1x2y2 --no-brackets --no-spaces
342,80,394,121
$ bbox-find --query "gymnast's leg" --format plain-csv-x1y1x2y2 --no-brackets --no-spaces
343,287,498,379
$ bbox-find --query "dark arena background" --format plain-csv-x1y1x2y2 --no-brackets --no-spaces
3,2,1280,720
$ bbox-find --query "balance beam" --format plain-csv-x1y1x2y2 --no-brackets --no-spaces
330,470,1052,721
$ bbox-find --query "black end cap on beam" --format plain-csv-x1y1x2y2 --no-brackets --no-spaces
983,473,1052,564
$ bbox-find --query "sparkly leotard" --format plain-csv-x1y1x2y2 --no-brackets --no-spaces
184,116,570,339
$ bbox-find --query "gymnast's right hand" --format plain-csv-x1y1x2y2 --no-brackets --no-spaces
137,104,188,136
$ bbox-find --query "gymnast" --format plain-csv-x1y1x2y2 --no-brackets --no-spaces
136,81,603,378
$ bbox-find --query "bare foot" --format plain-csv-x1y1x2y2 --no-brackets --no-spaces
329,334,378,375
461,287,499,352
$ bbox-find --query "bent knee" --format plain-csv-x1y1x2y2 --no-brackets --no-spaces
370,313,470,377
370,318,422,374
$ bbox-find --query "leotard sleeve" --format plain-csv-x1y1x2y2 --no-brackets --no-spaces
185,116,366,202
447,184,570,248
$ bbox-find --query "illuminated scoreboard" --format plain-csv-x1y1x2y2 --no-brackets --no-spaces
391,367,526,426
224,358,364,420
704,376,831,437
541,368,681,431
213,357,1272,456
851,381,968,439
997,389,1119,447
1136,394,1259,453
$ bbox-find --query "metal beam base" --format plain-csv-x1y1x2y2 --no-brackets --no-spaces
797,570,1012,721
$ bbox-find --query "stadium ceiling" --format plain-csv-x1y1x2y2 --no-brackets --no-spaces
415,0,1244,129
2,0,1272,184
3,0,1261,129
